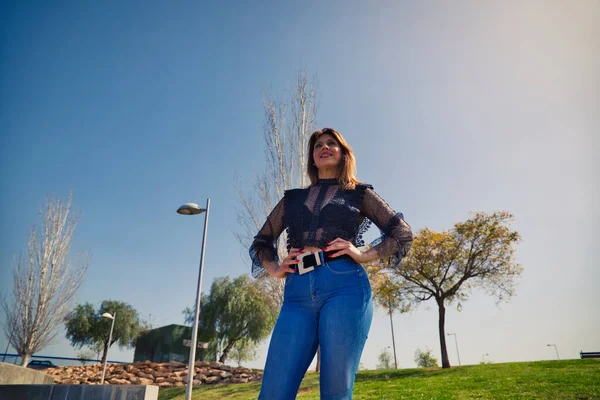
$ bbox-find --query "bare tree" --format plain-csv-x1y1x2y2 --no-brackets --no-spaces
235,70,319,366
235,71,318,308
1,193,88,366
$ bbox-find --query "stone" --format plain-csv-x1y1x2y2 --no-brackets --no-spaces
193,379,202,386
219,371,232,379
169,361,186,368
139,377,154,385
204,376,221,384
196,374,207,382
41,360,260,388
129,377,141,385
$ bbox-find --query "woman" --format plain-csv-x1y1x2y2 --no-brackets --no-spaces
251,128,413,399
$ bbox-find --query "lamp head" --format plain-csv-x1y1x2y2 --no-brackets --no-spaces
102,312,114,320
177,203,206,215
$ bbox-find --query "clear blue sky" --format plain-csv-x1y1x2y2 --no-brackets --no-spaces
1,0,598,369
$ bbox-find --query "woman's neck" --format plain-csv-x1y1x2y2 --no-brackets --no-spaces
317,167,339,179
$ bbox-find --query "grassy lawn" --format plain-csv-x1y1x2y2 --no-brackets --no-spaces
158,359,600,400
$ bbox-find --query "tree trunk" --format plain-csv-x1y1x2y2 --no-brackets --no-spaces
101,340,109,365
20,353,31,367
219,340,236,364
315,346,321,372
437,299,451,368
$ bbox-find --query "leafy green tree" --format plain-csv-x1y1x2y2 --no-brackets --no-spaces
376,348,393,370
414,347,439,368
374,212,521,368
89,341,103,360
76,349,96,366
184,275,278,364
229,339,258,367
65,300,146,364
366,257,410,370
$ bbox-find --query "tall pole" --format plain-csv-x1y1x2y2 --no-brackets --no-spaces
447,333,461,367
547,344,560,360
185,198,210,400
100,312,115,385
388,303,397,369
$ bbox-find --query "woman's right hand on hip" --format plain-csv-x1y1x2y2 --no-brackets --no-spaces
267,248,303,278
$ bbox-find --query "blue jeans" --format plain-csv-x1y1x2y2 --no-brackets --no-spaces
259,256,373,400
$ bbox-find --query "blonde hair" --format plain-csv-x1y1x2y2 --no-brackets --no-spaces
307,128,361,190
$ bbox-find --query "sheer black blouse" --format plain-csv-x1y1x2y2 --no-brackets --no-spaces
250,178,413,278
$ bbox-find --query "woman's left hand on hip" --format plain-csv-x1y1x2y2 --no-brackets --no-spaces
324,238,369,264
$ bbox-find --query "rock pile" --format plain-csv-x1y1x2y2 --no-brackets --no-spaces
44,360,263,388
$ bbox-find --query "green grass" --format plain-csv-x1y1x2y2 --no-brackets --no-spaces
158,359,600,400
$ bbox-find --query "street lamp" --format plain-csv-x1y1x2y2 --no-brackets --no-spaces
447,333,461,367
177,199,210,400
387,301,398,369
100,312,116,385
547,344,560,360
482,353,489,363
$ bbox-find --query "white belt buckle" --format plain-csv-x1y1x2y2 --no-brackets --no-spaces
297,251,321,275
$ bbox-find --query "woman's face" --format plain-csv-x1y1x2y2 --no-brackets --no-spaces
313,133,342,171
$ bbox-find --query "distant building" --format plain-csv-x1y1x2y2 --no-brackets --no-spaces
134,324,210,363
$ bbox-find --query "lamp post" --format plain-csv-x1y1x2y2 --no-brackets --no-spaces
387,301,398,369
482,353,489,363
547,344,560,360
177,199,210,400
447,333,461,367
100,312,116,385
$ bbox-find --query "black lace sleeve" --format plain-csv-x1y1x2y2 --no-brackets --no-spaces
249,197,285,278
361,187,413,269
